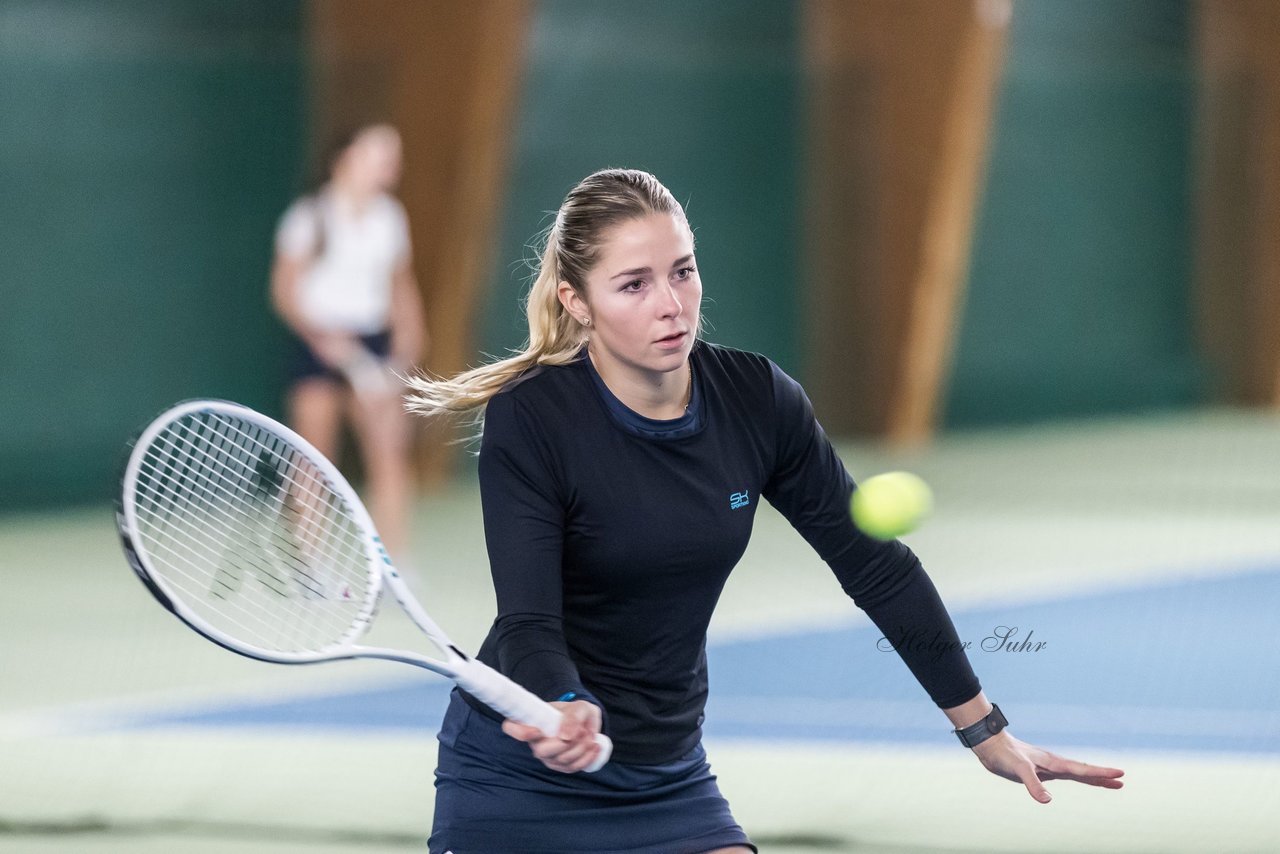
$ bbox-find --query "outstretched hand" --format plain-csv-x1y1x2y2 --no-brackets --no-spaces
501,699,604,774
971,730,1125,803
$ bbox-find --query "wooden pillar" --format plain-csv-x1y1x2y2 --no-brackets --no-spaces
306,0,531,484
803,0,1009,442
1195,1,1280,406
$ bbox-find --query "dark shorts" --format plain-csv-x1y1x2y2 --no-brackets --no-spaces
429,690,755,854
287,329,392,385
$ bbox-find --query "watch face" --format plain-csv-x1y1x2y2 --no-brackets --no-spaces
956,706,1007,747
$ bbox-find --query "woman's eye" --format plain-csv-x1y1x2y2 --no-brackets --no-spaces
622,279,644,292
675,266,696,280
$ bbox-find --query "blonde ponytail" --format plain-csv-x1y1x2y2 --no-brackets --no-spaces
405,168,687,418
404,233,586,416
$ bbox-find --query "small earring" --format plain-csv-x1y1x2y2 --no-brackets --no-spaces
581,317,592,327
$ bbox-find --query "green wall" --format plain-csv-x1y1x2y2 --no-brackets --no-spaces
945,0,1205,426
0,1,305,509
0,0,1215,509
478,0,803,379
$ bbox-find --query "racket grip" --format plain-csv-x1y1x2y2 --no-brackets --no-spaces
453,658,613,773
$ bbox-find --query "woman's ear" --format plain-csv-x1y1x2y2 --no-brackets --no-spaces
557,281,588,325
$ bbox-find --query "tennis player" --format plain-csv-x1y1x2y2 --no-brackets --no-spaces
271,123,426,564
407,169,1123,853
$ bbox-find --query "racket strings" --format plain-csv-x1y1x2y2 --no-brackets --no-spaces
136,425,345,649
143,431,310,594
145,425,344,599
132,411,375,654
167,416,367,626
136,434,340,645
138,416,368,650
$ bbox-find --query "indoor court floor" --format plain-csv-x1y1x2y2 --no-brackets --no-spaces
3,410,1277,853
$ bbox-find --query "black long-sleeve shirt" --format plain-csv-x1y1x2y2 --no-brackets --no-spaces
466,341,980,765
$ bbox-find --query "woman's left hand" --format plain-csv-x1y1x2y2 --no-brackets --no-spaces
971,731,1125,803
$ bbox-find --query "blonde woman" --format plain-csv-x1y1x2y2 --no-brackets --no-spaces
409,169,1123,853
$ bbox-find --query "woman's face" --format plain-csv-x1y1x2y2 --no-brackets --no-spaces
575,212,701,382
338,126,402,193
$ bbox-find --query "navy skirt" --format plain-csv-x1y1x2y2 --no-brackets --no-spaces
287,329,392,385
429,691,755,854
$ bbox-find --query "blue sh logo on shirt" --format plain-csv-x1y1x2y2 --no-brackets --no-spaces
729,490,751,510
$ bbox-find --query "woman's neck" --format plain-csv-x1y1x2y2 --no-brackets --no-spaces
327,177,377,214
587,347,691,420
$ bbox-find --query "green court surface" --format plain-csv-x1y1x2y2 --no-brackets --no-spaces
3,411,1279,853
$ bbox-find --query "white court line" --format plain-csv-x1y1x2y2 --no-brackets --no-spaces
708,555,1280,643
0,670,445,738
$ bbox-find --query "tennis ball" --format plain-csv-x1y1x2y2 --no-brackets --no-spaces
850,471,933,540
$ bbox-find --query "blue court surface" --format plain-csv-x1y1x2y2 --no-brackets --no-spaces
121,563,1279,756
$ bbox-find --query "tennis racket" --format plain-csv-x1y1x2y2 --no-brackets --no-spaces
336,345,399,402
116,399,612,771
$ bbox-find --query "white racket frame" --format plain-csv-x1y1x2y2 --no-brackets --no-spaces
118,399,611,771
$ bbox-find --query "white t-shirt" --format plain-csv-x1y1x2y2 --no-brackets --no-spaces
275,190,411,334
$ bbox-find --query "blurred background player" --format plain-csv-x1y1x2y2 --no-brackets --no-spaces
270,122,426,565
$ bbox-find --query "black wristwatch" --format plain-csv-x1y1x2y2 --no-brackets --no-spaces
953,704,1008,748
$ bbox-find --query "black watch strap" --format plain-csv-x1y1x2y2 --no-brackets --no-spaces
953,703,1008,748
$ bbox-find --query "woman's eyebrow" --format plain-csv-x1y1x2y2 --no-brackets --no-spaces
610,266,651,280
610,255,694,280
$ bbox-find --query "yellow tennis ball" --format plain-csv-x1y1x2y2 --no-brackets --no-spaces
850,471,933,540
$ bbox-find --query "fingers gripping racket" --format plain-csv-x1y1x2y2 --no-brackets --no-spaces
117,399,611,771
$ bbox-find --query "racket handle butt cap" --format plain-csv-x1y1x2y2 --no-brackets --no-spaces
585,734,613,772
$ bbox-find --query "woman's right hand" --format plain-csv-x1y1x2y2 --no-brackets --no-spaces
501,700,605,774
